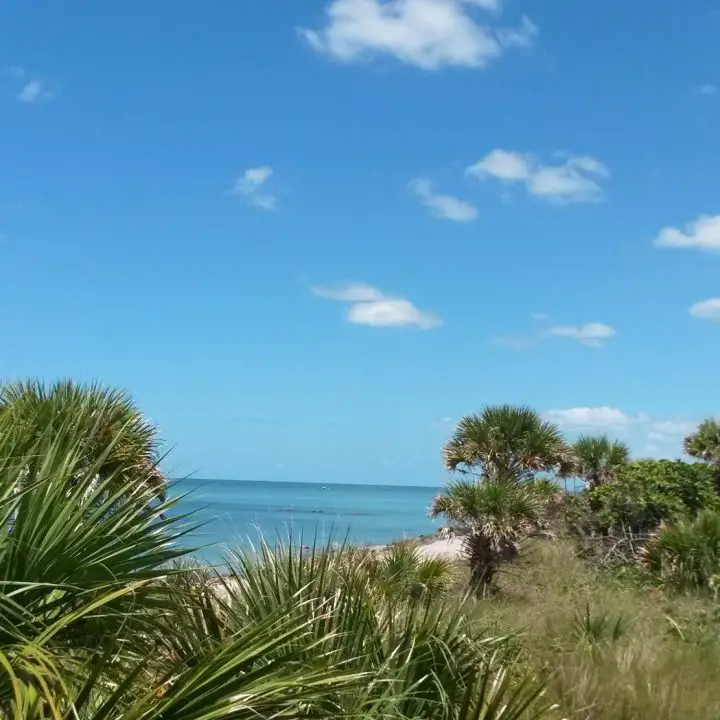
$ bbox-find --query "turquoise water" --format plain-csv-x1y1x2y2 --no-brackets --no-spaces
171,479,442,553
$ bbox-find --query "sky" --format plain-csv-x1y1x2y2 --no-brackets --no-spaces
1,0,719,486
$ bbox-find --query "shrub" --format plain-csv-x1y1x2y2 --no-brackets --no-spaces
641,510,720,593
571,460,720,537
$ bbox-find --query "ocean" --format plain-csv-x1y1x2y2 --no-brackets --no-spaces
171,479,442,556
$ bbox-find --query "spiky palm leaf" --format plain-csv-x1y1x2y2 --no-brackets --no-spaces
0,379,167,499
572,434,630,490
442,405,572,479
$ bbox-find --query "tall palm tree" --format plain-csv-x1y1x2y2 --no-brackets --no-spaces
684,419,720,465
572,434,630,490
442,404,573,480
430,473,544,593
0,379,167,499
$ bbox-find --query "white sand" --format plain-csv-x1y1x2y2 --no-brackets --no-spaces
414,536,464,560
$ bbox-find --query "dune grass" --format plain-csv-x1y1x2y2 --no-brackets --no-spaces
470,539,720,720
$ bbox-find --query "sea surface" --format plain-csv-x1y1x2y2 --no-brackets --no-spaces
171,479,442,556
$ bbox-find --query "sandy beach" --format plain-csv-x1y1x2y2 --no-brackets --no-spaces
414,536,464,560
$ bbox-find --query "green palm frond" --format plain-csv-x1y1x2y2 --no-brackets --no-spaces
572,434,630,489
442,405,572,479
684,419,720,466
0,379,167,499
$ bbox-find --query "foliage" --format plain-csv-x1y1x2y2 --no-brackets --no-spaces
430,475,545,592
569,459,720,536
442,405,573,479
0,379,166,499
684,418,720,466
0,381,559,720
365,540,456,601
572,434,630,490
572,603,627,646
471,539,720,720
641,510,720,593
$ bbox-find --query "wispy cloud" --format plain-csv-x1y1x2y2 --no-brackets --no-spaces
654,214,720,253
231,166,277,210
299,0,537,70
544,408,699,457
18,80,46,103
698,84,717,96
7,66,54,104
409,178,478,222
467,149,610,203
689,298,720,322
544,407,640,430
494,315,615,350
312,282,441,329
548,322,616,348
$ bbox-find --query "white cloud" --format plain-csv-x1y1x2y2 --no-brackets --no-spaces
231,166,277,210
698,84,717,96
18,79,51,104
689,298,720,322
654,215,720,253
495,316,614,350
312,282,441,329
410,178,478,222
548,322,616,348
299,0,537,70
467,149,610,203
647,420,696,443
545,407,637,430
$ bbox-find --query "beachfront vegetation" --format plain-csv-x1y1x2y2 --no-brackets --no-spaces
1,384,719,719
571,434,630,490
441,405,574,479
0,382,560,719
429,475,544,592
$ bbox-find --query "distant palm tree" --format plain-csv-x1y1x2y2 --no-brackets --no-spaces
430,473,544,592
684,419,720,495
442,404,573,480
684,419,720,465
572,434,630,490
0,379,167,499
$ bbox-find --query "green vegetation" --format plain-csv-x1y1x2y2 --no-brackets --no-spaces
571,434,630,490
2,387,719,718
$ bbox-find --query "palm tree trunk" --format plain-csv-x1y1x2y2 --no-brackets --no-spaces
464,533,499,596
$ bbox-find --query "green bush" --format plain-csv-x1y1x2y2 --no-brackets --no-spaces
642,510,720,593
570,460,720,536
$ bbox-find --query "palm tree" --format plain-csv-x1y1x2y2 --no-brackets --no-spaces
572,434,630,490
684,419,720,495
442,404,573,479
430,473,544,593
684,419,720,465
0,379,167,499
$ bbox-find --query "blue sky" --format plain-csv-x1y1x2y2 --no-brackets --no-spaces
1,0,719,485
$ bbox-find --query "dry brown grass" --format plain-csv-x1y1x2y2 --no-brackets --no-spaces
467,539,720,719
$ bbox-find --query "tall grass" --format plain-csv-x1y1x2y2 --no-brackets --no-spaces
472,540,720,719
